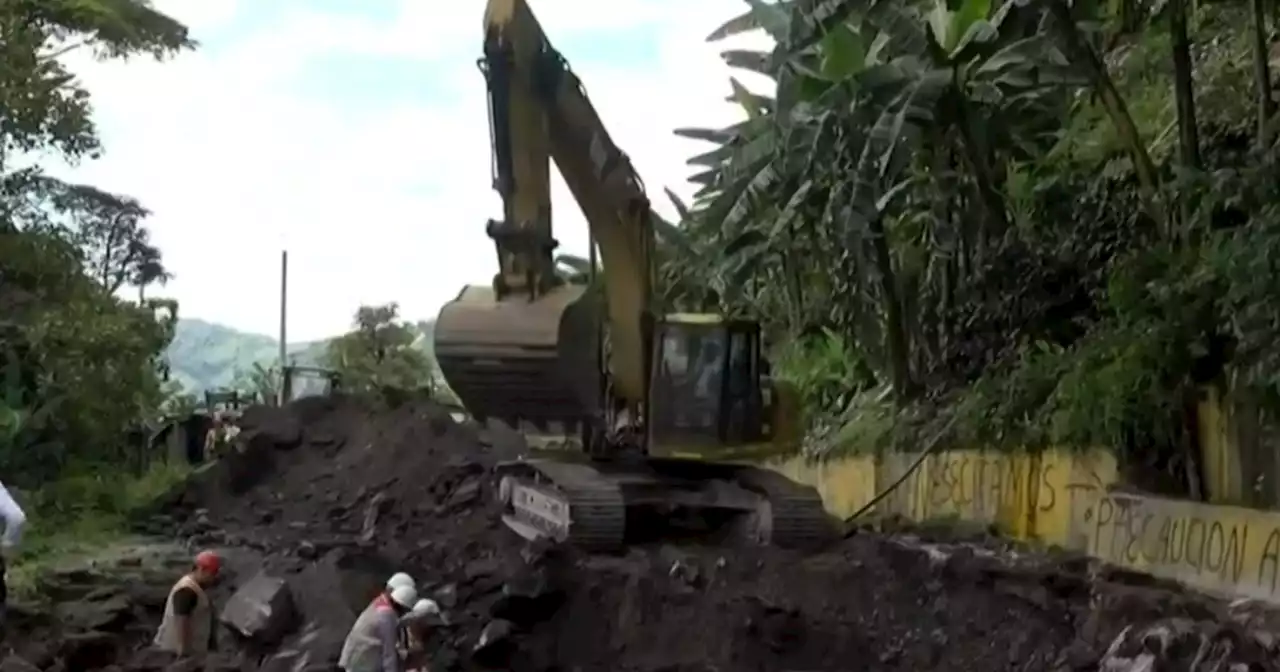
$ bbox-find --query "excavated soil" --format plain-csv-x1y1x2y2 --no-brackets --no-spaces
18,395,1280,671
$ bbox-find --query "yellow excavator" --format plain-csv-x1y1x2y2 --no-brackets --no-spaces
433,0,832,551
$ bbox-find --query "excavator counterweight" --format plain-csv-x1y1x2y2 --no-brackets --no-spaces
433,0,834,552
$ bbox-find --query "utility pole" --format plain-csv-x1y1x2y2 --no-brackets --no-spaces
278,249,288,406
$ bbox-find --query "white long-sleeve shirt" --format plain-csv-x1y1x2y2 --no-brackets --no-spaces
0,481,27,550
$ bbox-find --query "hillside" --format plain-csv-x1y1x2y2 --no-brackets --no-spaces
166,318,436,392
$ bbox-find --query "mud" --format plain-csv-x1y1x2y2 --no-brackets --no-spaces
12,394,1280,671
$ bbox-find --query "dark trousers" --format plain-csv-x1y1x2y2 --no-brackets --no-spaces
0,552,8,608
0,552,8,638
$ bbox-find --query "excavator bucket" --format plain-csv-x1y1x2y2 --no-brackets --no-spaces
434,284,601,431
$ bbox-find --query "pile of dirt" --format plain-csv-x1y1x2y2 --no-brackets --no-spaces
125,395,1280,671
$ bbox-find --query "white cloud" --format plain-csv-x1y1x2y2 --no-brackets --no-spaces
51,0,773,340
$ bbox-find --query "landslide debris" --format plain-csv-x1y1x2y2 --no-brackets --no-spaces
100,395,1280,671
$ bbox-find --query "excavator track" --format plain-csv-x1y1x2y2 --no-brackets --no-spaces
498,459,627,552
731,465,834,549
499,457,834,552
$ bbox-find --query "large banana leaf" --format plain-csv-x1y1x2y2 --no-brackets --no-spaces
707,0,796,42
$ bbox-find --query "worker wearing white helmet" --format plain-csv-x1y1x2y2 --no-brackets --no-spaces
360,573,414,618
398,599,441,672
386,573,414,594
339,583,418,672
357,572,414,621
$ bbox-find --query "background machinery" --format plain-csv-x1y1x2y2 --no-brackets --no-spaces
433,0,832,551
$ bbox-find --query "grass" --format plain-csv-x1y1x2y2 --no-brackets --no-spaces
7,460,192,594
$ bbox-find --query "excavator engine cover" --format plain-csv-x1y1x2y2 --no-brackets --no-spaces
434,283,601,431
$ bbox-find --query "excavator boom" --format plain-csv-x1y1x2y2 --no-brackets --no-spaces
435,0,650,433
434,0,833,551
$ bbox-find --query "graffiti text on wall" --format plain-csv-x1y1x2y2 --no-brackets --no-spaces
1087,494,1248,584
922,454,1105,514
1082,493,1280,597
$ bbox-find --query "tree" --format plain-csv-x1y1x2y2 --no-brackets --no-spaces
231,362,280,404
0,0,193,169
0,0,192,484
35,180,170,294
322,303,437,398
661,0,1280,500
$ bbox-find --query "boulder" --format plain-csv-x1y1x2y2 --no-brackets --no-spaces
218,572,298,646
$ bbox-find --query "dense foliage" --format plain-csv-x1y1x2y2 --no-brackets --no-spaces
0,0,192,485
663,0,1280,495
321,303,442,402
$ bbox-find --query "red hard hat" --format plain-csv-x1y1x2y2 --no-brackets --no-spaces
194,550,221,575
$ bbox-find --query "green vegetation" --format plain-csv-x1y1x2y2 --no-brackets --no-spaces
0,0,192,483
11,461,190,581
165,317,438,394
0,0,198,570
321,304,437,396
165,318,327,392
657,0,1280,498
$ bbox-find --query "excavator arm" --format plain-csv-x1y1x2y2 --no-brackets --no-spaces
433,0,832,552
436,0,656,434
479,0,557,302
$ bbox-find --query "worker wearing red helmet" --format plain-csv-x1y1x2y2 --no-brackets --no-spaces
153,550,223,658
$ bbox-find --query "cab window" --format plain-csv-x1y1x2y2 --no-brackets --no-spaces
651,325,725,443
724,331,753,441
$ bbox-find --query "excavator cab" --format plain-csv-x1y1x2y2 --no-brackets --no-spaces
648,316,770,451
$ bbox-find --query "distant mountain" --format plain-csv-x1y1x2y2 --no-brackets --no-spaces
164,319,326,392
165,318,436,393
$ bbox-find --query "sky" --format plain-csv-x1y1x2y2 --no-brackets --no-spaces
47,0,770,341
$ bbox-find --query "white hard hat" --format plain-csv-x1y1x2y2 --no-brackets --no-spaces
386,572,415,591
389,584,418,609
410,598,440,617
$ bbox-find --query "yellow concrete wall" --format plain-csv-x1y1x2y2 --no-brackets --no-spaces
1070,491,1280,602
770,455,877,519
756,389,1280,602
767,448,1118,547
765,447,1280,603
1197,386,1247,504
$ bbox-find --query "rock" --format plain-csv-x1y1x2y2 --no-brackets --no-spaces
59,630,118,670
359,492,391,543
463,557,500,583
159,658,202,672
491,568,559,627
472,619,516,667
296,541,317,560
57,594,133,632
430,646,461,672
258,649,310,672
445,481,480,510
218,572,298,646
434,583,458,608
256,414,303,450
0,656,39,672
121,647,177,671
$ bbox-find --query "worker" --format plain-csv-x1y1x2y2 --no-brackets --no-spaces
0,479,26,623
386,572,415,595
339,582,418,672
203,411,223,461
153,550,222,659
398,599,441,672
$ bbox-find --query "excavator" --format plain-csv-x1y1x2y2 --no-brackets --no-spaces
432,0,833,552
